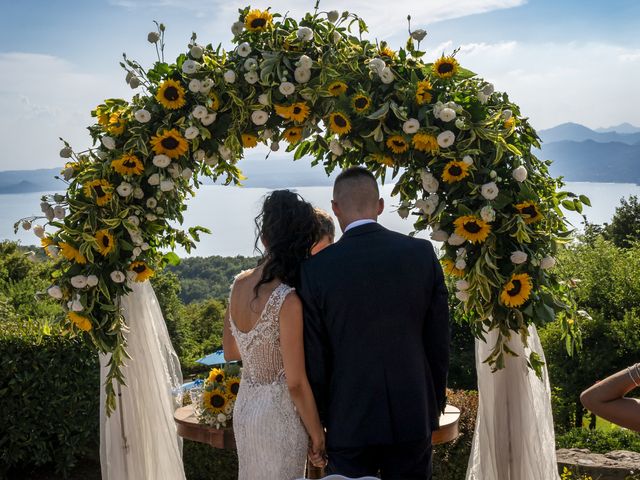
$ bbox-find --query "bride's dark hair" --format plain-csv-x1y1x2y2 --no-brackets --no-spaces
254,190,320,296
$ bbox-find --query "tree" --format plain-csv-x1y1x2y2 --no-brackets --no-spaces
604,195,640,248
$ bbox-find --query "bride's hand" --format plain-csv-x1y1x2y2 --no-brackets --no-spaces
308,433,326,468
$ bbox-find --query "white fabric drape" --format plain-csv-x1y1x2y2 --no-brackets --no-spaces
466,324,559,480
100,281,186,480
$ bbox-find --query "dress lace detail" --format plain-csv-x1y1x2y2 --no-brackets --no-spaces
229,279,308,480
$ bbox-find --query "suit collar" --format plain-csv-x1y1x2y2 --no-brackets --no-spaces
340,222,385,240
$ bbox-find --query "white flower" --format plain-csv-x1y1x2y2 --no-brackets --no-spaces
456,247,467,258
167,163,181,178
95,149,108,160
133,187,144,199
200,78,214,93
141,242,150,251
182,59,199,75
455,258,467,270
190,44,204,59
297,27,313,41
379,67,395,84
455,118,466,130
201,113,217,126
129,77,141,89
132,247,142,258
294,67,311,83
513,165,528,182
448,233,466,246
243,58,258,71
182,168,193,180
218,145,232,160
411,29,427,41
482,83,495,96
431,230,449,242
70,299,84,312
258,93,270,106
237,42,251,57
117,182,133,197
86,275,99,287
416,194,439,215
368,58,386,75
184,126,199,140
332,30,341,44
160,180,174,192
204,154,218,166
70,275,88,289
22,221,31,230
147,31,160,43
155,207,164,214
133,109,151,123
455,290,470,302
261,129,274,140
420,170,439,193
40,201,50,214
193,149,206,162
297,54,313,70
110,271,126,283
270,142,280,152
279,82,295,96
146,197,158,209
329,139,344,156
62,166,75,181
480,206,496,223
437,131,455,148
511,250,528,264
489,170,497,179
146,213,158,221
127,215,140,227
33,225,45,238
397,206,410,219
502,109,513,120
541,256,556,270
456,280,469,291
148,173,161,186
192,105,208,120
48,286,63,299
217,413,227,423
327,10,340,22
231,21,244,36
188,79,202,93
439,108,456,122
101,136,116,150
402,118,420,134
223,70,236,83
462,155,474,166
433,102,444,119
244,71,259,84
481,182,499,201
53,206,66,219
130,232,144,245
59,146,73,158
477,92,489,104
251,110,269,126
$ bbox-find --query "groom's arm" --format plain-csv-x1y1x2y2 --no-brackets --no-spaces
423,244,451,416
299,262,330,426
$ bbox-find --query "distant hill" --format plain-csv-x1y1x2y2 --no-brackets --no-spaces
0,168,61,194
595,123,640,134
539,122,640,145
0,180,48,194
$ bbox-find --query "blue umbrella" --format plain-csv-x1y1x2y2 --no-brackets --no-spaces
196,349,227,366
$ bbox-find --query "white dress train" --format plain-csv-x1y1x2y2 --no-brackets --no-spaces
466,324,559,480
100,281,186,480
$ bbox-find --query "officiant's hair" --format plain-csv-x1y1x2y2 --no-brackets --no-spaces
253,190,320,296
333,167,379,211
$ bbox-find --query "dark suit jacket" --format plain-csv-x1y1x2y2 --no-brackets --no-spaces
299,222,450,449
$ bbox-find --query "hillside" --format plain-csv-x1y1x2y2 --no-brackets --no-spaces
539,122,640,145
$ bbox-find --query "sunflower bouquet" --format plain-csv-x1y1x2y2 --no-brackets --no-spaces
16,5,586,411
196,364,241,429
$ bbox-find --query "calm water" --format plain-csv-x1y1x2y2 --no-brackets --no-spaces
4,182,638,257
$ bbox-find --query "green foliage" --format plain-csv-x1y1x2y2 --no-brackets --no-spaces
178,299,226,372
556,427,640,453
183,441,238,480
603,195,640,248
447,313,478,391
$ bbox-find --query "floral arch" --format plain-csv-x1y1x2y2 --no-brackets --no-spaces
22,6,586,411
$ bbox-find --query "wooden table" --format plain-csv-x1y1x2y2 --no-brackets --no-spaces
175,404,460,478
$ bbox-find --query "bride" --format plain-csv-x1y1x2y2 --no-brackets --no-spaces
223,190,326,480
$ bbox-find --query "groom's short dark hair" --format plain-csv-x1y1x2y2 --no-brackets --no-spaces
334,167,378,194
333,167,379,210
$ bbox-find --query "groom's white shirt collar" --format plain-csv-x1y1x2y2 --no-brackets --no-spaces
344,219,376,232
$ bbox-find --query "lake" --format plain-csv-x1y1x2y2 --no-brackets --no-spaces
3,182,638,257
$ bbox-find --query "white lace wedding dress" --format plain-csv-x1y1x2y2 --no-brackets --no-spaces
229,281,308,480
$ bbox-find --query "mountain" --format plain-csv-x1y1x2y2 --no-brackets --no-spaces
539,122,640,145
595,122,640,134
0,168,61,194
0,180,49,194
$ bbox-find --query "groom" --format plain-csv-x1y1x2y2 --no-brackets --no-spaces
300,167,450,479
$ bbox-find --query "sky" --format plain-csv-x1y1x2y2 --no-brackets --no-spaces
1,0,639,170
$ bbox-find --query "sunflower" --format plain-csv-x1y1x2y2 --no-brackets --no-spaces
500,273,533,308
129,261,154,282
386,135,409,154
415,80,433,105
111,153,144,176
433,56,460,79
203,388,229,414
83,179,113,206
208,367,225,384
41,237,55,258
454,215,491,244
225,376,241,397
351,94,372,114
106,112,126,136
96,107,109,127
328,112,351,135
327,81,348,96
515,201,543,224
442,160,470,184
504,117,516,129
412,133,439,153
372,153,394,167
150,129,189,159
95,229,116,256
59,242,87,264
241,133,258,148
289,102,310,123
379,46,396,59
244,9,273,32
275,104,293,119
156,79,186,110
68,312,92,332
209,92,220,111
442,258,465,277
283,126,303,144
